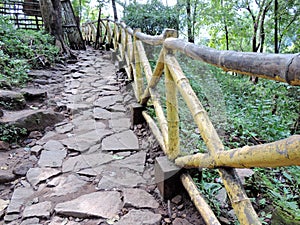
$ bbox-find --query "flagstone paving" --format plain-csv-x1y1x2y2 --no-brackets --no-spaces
3,48,162,225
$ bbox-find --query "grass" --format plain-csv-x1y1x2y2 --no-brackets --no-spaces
0,16,59,87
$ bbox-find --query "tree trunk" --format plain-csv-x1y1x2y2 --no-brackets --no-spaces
274,0,279,53
186,0,194,43
39,0,74,57
112,0,118,21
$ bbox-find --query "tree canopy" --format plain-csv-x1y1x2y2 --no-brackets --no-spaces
122,0,179,35
119,0,299,53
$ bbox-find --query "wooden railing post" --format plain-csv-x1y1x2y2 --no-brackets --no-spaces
133,28,143,101
164,30,179,160
105,19,112,51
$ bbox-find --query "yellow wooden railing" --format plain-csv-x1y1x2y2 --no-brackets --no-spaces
82,19,300,225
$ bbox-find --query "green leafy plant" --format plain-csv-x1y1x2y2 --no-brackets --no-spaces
0,124,27,143
0,15,59,86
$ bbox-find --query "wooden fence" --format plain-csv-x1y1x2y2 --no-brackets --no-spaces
81,19,300,225
0,0,43,30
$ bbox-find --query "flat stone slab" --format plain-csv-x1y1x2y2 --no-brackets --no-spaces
97,170,145,190
109,104,126,112
115,209,161,225
72,119,106,133
109,118,131,132
100,85,120,91
112,152,146,173
66,103,91,114
55,123,74,134
49,174,88,197
23,201,52,219
123,188,159,209
55,191,122,219
38,149,67,168
62,152,115,173
6,187,34,214
93,108,126,120
93,95,123,108
19,217,40,225
61,130,112,152
43,140,64,151
26,167,61,187
67,80,81,89
102,130,139,151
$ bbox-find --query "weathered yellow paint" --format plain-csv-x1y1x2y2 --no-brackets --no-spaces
219,168,261,225
135,41,169,148
165,60,180,160
165,55,224,156
176,135,300,168
181,173,221,225
140,49,165,105
133,30,143,101
142,111,167,153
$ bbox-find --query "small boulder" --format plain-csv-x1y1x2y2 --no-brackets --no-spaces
1,109,64,132
21,88,47,101
28,131,43,139
0,141,10,151
0,170,16,183
13,161,35,176
0,90,26,110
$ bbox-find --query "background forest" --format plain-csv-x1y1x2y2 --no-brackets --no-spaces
75,0,299,53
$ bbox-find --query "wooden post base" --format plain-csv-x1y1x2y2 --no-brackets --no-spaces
155,156,183,200
130,103,145,125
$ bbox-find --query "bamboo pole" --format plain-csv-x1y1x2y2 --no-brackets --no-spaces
140,49,165,105
133,29,144,101
112,24,118,50
135,41,152,81
164,38,300,86
142,111,167,153
165,54,180,160
135,40,169,148
165,54,261,224
165,54,224,157
219,168,261,225
176,135,300,168
181,173,221,225
135,31,164,46
106,20,112,47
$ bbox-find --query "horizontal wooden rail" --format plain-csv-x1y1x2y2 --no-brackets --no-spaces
164,38,300,86
81,18,300,225
176,135,300,168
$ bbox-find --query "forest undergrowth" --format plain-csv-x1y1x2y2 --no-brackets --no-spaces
177,56,300,224
147,48,299,224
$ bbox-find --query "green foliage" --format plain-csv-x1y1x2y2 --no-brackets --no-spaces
122,0,179,35
246,166,300,223
0,124,27,143
175,55,299,223
193,169,223,216
0,16,59,86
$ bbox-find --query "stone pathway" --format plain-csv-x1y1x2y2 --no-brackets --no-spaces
3,48,163,225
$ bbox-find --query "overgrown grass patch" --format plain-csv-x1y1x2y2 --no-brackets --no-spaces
0,16,59,86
